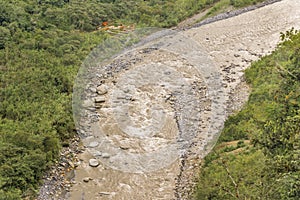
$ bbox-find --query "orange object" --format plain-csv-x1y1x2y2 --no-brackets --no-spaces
102,21,108,27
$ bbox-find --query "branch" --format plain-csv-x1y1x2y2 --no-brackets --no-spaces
275,62,297,79
220,159,240,199
221,185,238,199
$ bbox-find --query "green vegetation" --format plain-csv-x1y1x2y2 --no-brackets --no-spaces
230,0,264,7
194,29,300,199
201,0,265,20
0,0,285,199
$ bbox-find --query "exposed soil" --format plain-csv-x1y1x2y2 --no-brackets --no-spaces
37,0,300,200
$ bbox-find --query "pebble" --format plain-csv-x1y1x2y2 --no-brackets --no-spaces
90,87,97,93
88,141,99,148
83,177,90,183
93,151,102,157
120,144,130,150
89,159,100,167
94,96,105,103
99,192,115,196
102,153,110,158
97,84,108,95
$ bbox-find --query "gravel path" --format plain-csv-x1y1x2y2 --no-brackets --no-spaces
37,0,300,199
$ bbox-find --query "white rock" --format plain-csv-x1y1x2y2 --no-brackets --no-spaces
102,153,110,158
90,87,97,93
88,141,99,148
99,192,115,196
83,177,90,182
94,96,105,103
89,159,99,167
97,85,108,95
94,151,102,157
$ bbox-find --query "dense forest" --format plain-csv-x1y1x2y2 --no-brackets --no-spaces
194,29,300,199
0,0,294,199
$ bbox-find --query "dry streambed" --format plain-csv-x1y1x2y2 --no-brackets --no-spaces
38,0,300,199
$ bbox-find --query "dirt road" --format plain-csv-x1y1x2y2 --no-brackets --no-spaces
64,1,300,200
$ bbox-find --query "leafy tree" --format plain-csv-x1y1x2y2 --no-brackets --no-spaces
0,27,10,49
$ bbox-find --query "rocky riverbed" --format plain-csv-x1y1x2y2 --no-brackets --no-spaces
37,0,300,199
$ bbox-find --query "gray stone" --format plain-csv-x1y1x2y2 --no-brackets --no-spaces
99,192,115,196
83,177,90,182
94,151,102,157
94,96,105,103
87,107,96,111
90,87,97,93
97,85,108,95
88,141,99,148
102,153,110,158
89,159,99,167
120,144,130,150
